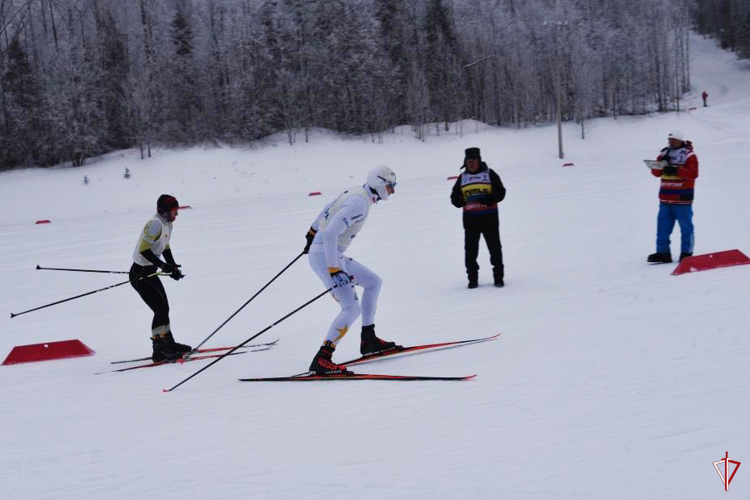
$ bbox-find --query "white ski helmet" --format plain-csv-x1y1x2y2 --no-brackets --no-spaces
366,165,397,201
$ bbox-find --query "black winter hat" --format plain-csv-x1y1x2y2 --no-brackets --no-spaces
157,194,179,213
465,147,481,160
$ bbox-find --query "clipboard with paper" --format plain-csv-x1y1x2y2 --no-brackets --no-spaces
643,159,667,170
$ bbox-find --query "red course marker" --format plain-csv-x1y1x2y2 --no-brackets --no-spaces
2,340,94,365
672,250,750,276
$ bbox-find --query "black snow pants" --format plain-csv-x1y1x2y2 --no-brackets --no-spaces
463,214,504,279
129,263,170,332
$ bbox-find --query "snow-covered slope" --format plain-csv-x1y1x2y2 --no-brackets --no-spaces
1,35,749,499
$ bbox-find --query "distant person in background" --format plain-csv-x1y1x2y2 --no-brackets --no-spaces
647,131,699,264
130,194,190,362
451,147,507,288
702,90,709,107
303,166,402,374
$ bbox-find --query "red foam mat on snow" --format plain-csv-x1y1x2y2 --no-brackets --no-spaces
2,340,95,365
672,249,750,276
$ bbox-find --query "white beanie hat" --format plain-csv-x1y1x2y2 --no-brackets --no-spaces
668,130,685,142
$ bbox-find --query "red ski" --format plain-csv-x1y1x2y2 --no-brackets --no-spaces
110,340,278,365
340,332,501,367
239,372,476,382
96,351,246,374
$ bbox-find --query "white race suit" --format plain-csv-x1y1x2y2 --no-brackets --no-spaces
307,184,383,347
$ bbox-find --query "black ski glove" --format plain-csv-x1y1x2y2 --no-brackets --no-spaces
304,228,317,254
161,262,184,280
160,261,178,274
329,267,351,287
169,266,184,281
662,165,678,176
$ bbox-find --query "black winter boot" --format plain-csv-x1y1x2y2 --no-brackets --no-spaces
493,273,504,288
679,252,693,262
468,274,478,289
360,324,401,355
151,335,184,362
309,341,350,374
647,252,673,264
165,331,192,353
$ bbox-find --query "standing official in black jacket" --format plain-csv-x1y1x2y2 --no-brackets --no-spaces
451,147,507,289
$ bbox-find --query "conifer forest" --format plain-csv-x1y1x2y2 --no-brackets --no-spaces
0,0,746,171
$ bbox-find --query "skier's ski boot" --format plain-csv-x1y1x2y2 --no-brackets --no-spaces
151,334,185,362
493,274,504,288
679,252,693,262
468,273,478,289
309,341,351,375
360,324,402,356
647,252,673,264
165,331,192,354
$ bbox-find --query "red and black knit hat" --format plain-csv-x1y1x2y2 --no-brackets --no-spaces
157,194,179,214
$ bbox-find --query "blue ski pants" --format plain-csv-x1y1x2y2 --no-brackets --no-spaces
656,203,694,254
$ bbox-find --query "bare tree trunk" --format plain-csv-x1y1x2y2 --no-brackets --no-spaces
48,0,58,51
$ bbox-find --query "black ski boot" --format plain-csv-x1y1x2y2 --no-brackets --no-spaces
493,274,504,288
309,341,351,375
165,331,192,353
360,324,402,356
151,335,184,362
647,252,673,264
679,252,693,262
468,274,478,289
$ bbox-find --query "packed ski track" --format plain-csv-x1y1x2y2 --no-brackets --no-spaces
1,35,750,499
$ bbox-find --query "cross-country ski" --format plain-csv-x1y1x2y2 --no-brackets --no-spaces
96,351,247,375
110,340,279,364
239,373,476,382
340,332,500,367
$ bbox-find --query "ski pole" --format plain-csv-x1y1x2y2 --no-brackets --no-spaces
164,285,334,393
190,252,305,352
10,271,163,318
36,265,128,274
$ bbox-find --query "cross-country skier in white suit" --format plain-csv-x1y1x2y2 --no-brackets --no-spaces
303,165,402,374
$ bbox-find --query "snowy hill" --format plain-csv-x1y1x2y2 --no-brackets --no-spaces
1,35,749,499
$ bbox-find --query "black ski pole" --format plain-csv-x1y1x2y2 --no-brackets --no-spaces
36,265,128,274
164,285,334,393
191,252,305,352
10,271,163,318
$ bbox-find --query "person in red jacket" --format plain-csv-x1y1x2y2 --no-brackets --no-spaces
647,131,699,264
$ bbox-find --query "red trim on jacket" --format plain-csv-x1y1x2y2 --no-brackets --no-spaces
651,143,699,204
